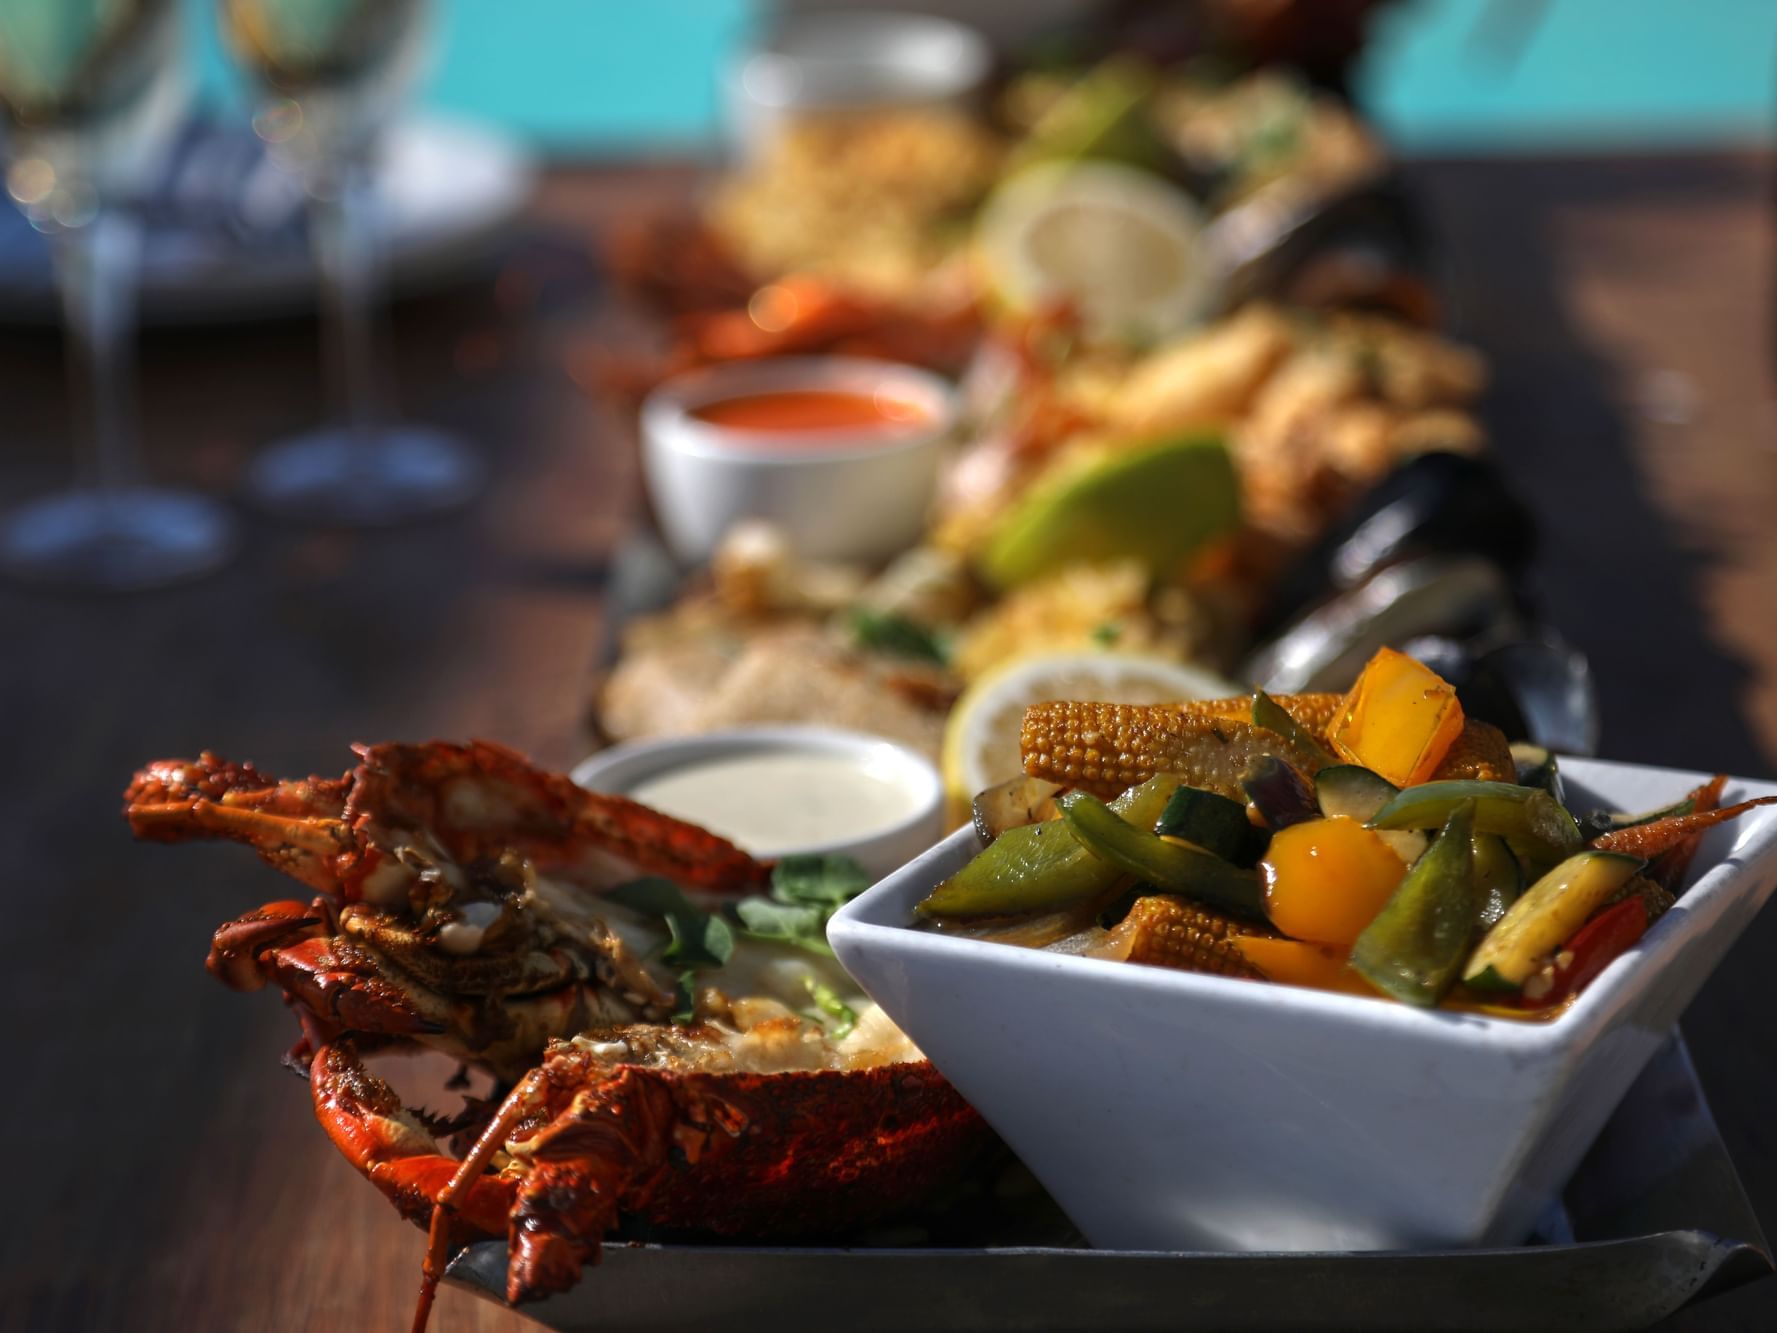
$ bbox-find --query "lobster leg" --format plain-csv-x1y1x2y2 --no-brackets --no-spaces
223,913,612,1081
126,753,356,891
262,935,447,1040
310,1041,517,1234
504,1065,679,1303
417,1066,550,1333
126,741,773,903
206,899,326,990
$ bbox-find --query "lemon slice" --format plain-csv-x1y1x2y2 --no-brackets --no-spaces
979,431,1238,590
976,160,1218,342
942,651,1240,808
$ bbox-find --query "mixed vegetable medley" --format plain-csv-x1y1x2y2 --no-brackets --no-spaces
916,648,1774,1015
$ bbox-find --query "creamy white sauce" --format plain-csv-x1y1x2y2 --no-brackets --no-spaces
628,750,922,857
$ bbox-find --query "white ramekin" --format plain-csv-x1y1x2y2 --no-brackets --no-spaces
640,356,956,567
572,725,946,881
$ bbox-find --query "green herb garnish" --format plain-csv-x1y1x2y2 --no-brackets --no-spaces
774,853,870,907
611,859,873,1028
727,854,873,955
672,969,699,1024
732,897,828,947
803,977,858,1039
606,877,734,968
847,607,949,666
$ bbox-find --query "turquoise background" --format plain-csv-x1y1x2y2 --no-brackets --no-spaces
194,1,1777,153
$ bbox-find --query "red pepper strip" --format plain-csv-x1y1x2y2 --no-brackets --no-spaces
1519,896,1648,1010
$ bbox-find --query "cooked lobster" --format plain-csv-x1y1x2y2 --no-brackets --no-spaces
125,740,991,1326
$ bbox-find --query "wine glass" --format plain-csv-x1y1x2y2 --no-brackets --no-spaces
0,0,236,589
218,0,481,524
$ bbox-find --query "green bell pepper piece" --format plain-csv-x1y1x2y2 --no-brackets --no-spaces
1472,833,1524,934
1350,800,1480,1007
915,774,1178,918
1251,688,1338,766
1058,790,1269,922
1368,780,1582,868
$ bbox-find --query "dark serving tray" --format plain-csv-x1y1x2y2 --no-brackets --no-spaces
444,1034,1771,1332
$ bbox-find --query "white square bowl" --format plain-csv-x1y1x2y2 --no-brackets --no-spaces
827,759,1777,1254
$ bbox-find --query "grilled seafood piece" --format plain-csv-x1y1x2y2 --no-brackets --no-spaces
312,1022,990,1328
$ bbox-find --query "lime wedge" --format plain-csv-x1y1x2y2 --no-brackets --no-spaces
978,433,1238,590
1004,57,1163,175
976,160,1218,342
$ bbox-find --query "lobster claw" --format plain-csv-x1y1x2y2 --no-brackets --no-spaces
264,936,447,1040
207,899,325,991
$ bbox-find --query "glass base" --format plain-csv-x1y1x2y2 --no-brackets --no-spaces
0,487,237,591
245,426,483,526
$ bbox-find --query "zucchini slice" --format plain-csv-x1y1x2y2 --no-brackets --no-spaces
1471,833,1524,933
1369,780,1582,868
1463,850,1644,990
1510,743,1563,801
1155,786,1268,866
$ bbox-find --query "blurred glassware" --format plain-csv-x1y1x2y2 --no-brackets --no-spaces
0,114,534,324
0,0,236,589
726,11,992,161
217,0,481,524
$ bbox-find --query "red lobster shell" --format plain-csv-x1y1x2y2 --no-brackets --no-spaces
313,1029,990,1324
124,740,993,1326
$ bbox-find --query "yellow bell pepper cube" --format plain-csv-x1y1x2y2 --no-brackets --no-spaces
1329,647,1466,789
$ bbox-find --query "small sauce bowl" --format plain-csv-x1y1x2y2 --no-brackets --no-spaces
641,356,957,567
572,726,945,880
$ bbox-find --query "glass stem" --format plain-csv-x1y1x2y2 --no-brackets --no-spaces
54,209,143,496
310,157,384,447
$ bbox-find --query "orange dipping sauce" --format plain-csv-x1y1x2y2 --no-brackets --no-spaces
691,389,928,437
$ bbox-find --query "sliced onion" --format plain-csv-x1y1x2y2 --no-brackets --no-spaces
926,900,1101,951
972,774,1063,842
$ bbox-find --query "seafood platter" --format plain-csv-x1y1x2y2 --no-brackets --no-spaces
124,648,1777,1329
126,13,1777,1332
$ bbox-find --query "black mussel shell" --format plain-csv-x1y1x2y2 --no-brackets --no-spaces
1398,635,1600,757
1211,174,1430,321
1242,555,1522,696
1258,452,1538,640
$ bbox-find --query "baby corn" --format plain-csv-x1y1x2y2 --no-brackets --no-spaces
1098,894,1263,978
1428,719,1517,784
1019,702,1328,796
1200,691,1346,734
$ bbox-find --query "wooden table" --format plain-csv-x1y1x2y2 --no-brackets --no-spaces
2,152,1772,1331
